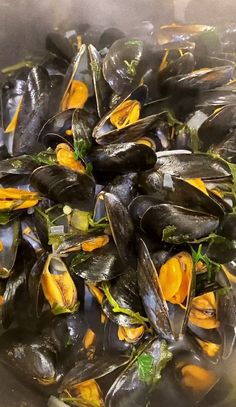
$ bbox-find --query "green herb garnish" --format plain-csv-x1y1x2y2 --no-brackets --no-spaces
102,282,149,327
124,59,139,77
74,139,91,161
32,149,57,165
90,60,101,81
137,341,172,385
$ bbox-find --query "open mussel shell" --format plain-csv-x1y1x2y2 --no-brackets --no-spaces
93,85,163,145
137,240,194,341
103,320,134,355
106,338,172,407
138,171,224,218
198,105,236,151
38,109,75,149
88,44,111,118
58,353,129,404
0,155,39,178
72,108,97,150
164,66,234,95
13,66,51,155
137,240,173,340
103,38,162,95
158,24,218,45
171,349,220,404
141,203,219,243
158,52,195,85
73,242,123,282
60,44,93,111
102,270,145,327
55,229,104,255
155,152,232,181
0,219,20,278
30,165,95,211
104,192,136,267
89,142,156,174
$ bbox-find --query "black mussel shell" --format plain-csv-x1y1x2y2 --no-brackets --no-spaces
139,171,224,218
0,220,20,278
1,78,25,131
55,229,103,255
188,322,222,345
2,239,37,329
141,203,219,243
93,86,167,146
46,32,77,62
89,143,156,174
13,66,51,155
129,195,160,227
206,239,236,264
38,109,75,149
73,242,123,282
106,338,172,407
158,52,195,85
88,44,111,118
0,332,60,386
198,105,236,151
0,155,39,177
30,165,95,211
50,312,88,353
103,320,133,355
155,152,232,181
104,173,138,207
72,108,97,150
28,251,48,318
104,192,136,267
98,28,126,50
58,353,129,402
219,213,236,240
214,129,236,163
164,66,234,93
102,270,145,327
137,239,173,340
103,38,163,95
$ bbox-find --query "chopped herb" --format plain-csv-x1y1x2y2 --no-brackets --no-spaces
138,353,155,384
217,286,232,296
32,149,57,165
90,60,101,81
154,341,172,383
11,160,22,169
191,244,220,281
74,139,91,161
137,341,172,385
102,282,149,327
86,162,93,176
125,40,143,46
0,212,12,225
89,216,109,229
64,334,73,347
162,225,177,241
124,59,139,77
52,302,79,315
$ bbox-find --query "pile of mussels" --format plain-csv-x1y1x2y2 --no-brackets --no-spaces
1,23,236,407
